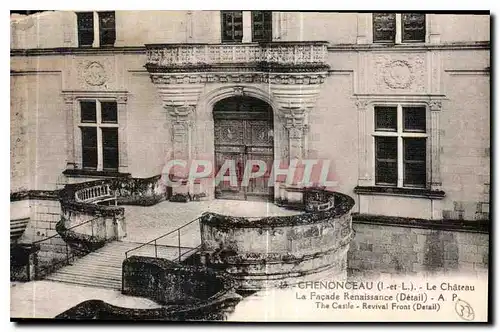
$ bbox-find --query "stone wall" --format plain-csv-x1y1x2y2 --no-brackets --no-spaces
122,256,230,304
11,12,489,49
12,198,61,243
348,220,489,278
200,191,355,290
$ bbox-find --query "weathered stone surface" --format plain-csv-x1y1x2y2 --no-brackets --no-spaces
199,190,355,290
350,222,489,276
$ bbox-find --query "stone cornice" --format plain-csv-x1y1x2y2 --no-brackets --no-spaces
327,41,490,52
352,213,489,234
10,42,490,57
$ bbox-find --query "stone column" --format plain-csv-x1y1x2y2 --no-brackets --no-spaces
355,99,371,186
64,95,76,170
429,100,442,191
282,107,307,161
279,106,309,204
148,77,203,199
116,95,129,173
166,104,194,163
165,103,195,196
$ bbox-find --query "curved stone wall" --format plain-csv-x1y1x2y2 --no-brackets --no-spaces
58,180,126,247
199,190,355,290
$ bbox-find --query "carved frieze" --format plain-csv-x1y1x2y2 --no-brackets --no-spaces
369,54,426,93
150,72,328,85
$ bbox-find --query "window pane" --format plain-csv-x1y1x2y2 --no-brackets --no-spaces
403,106,426,132
102,128,119,170
375,136,397,185
80,101,97,123
373,13,396,43
81,127,97,169
376,136,397,160
404,138,426,161
402,13,426,42
375,106,397,131
221,11,243,42
77,12,94,47
101,101,118,123
98,11,116,46
252,11,272,42
375,161,398,185
404,138,426,187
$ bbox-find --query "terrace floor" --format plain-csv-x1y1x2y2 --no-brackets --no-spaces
122,199,301,245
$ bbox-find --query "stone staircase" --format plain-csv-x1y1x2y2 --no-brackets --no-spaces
44,241,197,290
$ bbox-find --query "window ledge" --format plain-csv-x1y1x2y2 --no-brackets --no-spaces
354,186,445,199
63,169,131,178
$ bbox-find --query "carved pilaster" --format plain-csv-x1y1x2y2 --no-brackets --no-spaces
165,104,195,163
355,99,371,186
429,100,442,190
117,95,129,173
63,95,76,169
281,107,308,161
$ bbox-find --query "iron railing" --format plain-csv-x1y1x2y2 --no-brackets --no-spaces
32,216,102,279
124,216,201,262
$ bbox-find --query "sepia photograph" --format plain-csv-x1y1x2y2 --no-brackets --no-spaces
9,7,491,322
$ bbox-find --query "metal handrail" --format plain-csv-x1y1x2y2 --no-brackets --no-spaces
32,216,100,245
124,216,201,259
33,216,102,279
176,244,202,262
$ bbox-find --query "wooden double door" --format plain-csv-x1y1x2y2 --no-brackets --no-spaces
213,97,274,201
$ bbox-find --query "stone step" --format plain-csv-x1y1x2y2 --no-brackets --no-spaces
46,275,121,290
48,269,121,281
58,264,123,276
42,240,198,290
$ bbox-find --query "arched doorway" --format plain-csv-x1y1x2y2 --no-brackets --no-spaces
213,96,274,201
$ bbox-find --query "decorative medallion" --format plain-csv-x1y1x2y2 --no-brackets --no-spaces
83,61,108,86
383,60,414,89
370,54,426,93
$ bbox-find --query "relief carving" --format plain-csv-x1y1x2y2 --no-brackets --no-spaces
371,54,426,93
77,59,113,89
383,60,414,89
429,100,443,111
83,61,107,86
355,99,368,110
150,72,327,85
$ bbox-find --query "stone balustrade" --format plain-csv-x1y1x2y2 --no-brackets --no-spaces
74,183,115,204
145,42,329,69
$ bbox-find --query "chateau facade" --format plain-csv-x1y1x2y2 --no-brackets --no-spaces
10,11,490,275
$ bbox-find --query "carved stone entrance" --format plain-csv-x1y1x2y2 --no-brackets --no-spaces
213,96,274,201
144,42,330,201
